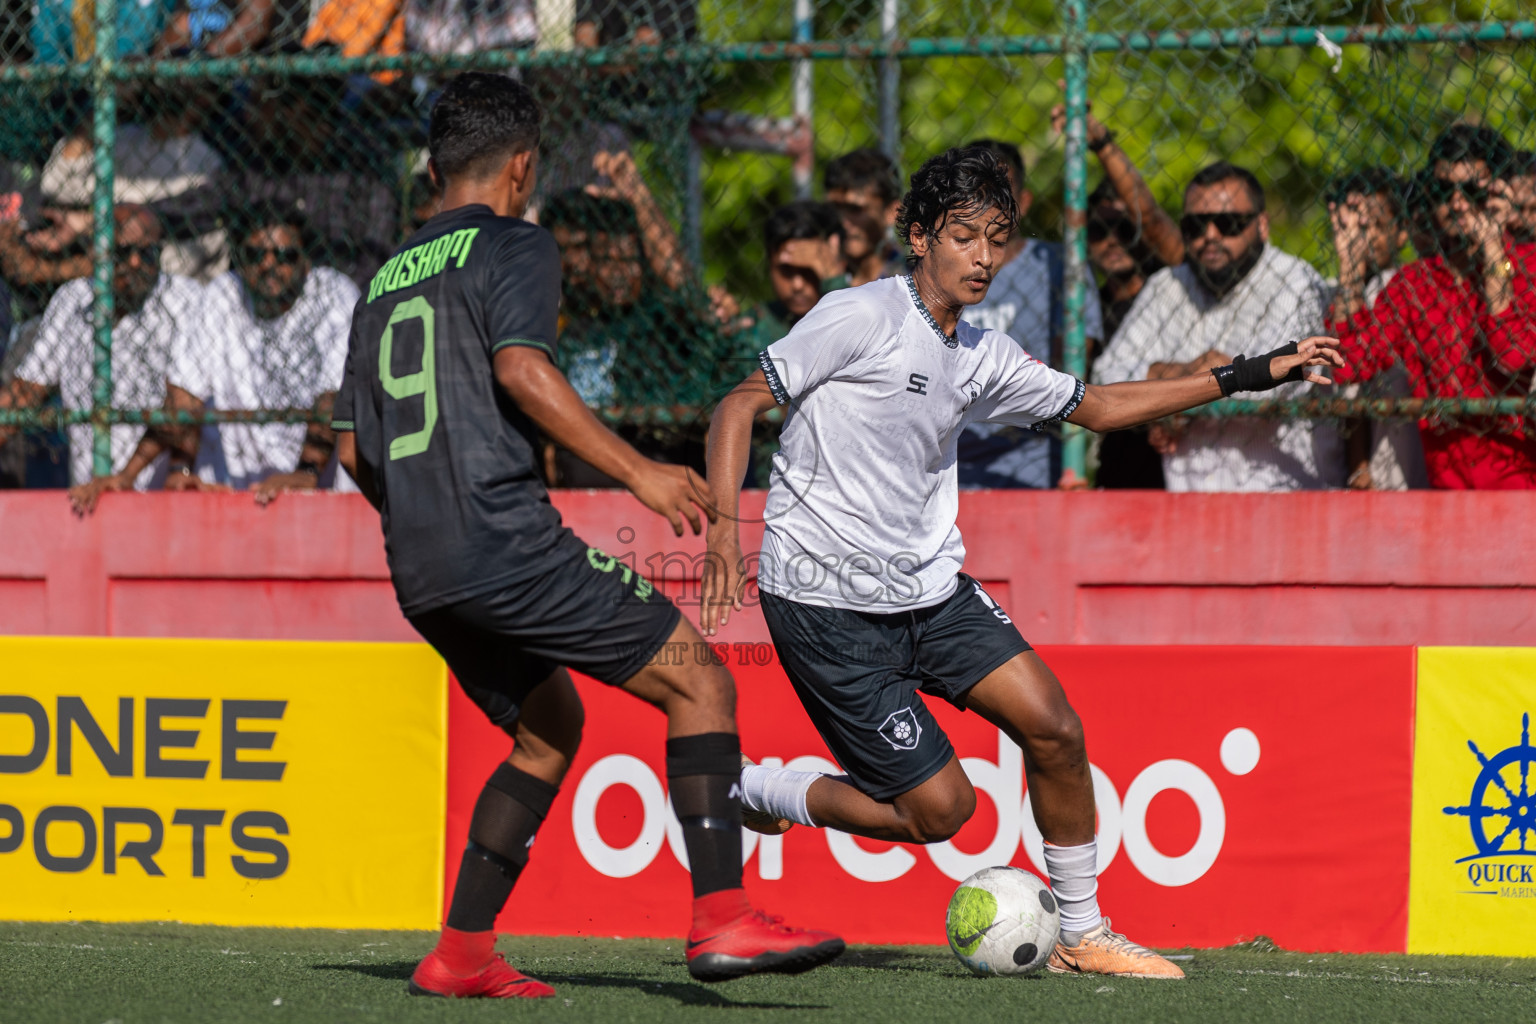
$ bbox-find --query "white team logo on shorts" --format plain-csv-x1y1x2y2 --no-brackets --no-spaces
972,581,1012,624
879,707,923,751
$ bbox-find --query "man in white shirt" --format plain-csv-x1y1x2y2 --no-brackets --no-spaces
0,205,203,489
69,207,358,512
1093,162,1342,492
957,139,1103,489
701,147,1343,979
182,208,360,498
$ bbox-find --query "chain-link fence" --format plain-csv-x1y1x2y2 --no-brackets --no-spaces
0,2,1533,492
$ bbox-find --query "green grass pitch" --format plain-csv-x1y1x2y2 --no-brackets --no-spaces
3,922,1534,1023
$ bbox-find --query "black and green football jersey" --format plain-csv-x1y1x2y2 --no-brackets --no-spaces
334,203,571,615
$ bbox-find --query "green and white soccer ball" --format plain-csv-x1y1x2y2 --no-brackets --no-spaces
945,866,1061,976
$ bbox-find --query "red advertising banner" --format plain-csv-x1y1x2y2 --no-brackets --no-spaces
446,646,1414,953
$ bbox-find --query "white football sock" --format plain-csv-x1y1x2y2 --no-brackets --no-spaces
1043,839,1101,938
740,764,820,826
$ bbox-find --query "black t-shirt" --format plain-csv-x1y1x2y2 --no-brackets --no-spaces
334,204,570,615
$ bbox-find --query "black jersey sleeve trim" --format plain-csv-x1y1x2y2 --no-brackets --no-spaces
757,350,790,405
331,419,355,431
1029,378,1087,433
491,337,554,356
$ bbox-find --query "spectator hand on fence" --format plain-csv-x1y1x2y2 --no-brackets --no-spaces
67,474,135,517
251,472,321,506
1048,94,1110,149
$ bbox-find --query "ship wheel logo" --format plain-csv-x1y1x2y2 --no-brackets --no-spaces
1443,713,1536,863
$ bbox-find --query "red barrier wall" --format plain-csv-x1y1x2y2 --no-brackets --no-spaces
2,489,1533,646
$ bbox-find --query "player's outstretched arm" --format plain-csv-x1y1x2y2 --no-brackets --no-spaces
700,369,779,637
493,346,713,537
1066,336,1344,433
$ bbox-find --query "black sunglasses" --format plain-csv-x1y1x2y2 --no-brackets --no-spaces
238,244,305,267
115,243,160,264
1424,176,1490,207
1087,216,1141,245
1179,212,1259,239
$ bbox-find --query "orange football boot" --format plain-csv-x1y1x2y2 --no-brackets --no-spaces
1047,919,1186,979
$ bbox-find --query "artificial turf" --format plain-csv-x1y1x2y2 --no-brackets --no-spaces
2,922,1533,1024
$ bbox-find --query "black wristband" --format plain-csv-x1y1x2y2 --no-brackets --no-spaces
295,460,322,478
1211,363,1239,397
1088,130,1114,153
1221,341,1306,395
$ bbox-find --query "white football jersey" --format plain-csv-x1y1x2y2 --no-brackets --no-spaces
757,275,1083,611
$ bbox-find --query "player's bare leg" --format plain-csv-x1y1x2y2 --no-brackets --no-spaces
803,758,976,843
964,653,1179,978
742,650,1182,979
621,616,845,982
411,668,584,998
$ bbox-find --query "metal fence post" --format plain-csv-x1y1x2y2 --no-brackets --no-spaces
89,0,119,479
879,0,900,161
1060,0,1090,481
793,0,814,198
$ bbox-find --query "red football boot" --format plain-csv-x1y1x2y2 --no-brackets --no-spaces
686,891,845,982
408,928,555,998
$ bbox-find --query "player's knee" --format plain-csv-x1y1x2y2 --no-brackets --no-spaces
901,780,976,843
667,662,737,718
1024,708,1086,771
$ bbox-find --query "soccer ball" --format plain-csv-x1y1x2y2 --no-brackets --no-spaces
945,866,1061,976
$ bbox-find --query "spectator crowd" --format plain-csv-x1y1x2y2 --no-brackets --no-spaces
2,2,1535,496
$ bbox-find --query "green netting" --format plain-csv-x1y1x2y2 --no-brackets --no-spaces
0,1,1532,491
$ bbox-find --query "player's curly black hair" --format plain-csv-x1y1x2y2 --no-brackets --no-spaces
429,72,542,184
895,147,1018,266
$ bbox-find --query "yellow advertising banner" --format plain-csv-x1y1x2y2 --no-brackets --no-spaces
1409,647,1536,955
0,638,446,928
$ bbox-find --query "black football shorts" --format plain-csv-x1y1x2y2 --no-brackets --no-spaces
760,573,1031,800
407,534,681,730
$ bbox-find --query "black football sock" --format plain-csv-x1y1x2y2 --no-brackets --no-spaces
444,763,559,933
666,732,744,898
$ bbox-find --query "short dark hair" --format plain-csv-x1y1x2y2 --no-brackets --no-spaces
1426,123,1514,177
964,139,1025,189
764,200,844,256
541,189,641,239
429,73,542,184
1327,166,1404,214
1186,161,1266,211
226,202,308,248
824,149,902,205
896,147,1018,263
1511,149,1535,178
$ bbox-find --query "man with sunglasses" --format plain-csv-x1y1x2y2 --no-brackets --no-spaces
1330,124,1536,489
0,204,205,492
68,205,361,511
1093,162,1341,492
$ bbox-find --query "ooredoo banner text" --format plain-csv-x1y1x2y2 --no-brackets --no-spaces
447,645,1415,952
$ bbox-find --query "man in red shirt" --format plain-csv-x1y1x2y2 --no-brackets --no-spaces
1331,124,1536,489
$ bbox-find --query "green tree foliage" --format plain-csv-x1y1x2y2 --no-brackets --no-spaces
696,0,1536,305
